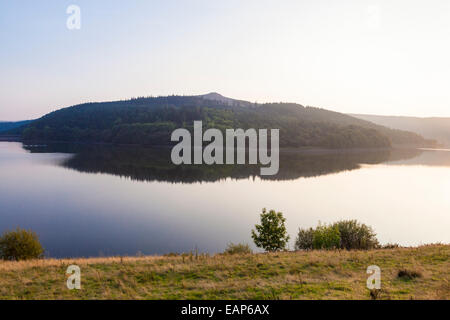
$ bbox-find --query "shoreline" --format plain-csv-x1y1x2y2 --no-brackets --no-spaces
0,138,434,155
0,135,22,142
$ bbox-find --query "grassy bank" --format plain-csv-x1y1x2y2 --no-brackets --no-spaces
0,245,448,300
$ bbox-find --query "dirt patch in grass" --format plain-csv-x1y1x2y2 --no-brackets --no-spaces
397,269,422,280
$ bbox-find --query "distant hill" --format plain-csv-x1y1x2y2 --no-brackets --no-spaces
15,93,436,149
197,92,252,107
0,120,32,133
351,114,450,147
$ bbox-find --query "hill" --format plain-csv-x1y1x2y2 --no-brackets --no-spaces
15,93,436,148
351,114,450,147
197,92,252,107
0,120,32,133
0,245,448,299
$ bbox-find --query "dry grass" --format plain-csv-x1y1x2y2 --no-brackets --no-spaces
0,244,448,300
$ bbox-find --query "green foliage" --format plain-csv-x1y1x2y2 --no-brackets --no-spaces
0,228,44,261
223,243,253,255
18,95,433,149
294,228,314,250
295,220,379,250
333,220,379,250
312,224,341,250
251,208,290,252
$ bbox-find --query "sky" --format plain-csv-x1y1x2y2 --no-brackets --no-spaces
1,0,450,121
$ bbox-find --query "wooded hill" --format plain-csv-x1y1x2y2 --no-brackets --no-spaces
12,93,436,148
351,114,450,147
0,120,32,133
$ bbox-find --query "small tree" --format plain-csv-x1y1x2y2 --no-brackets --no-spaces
0,228,44,261
251,208,290,252
295,227,314,250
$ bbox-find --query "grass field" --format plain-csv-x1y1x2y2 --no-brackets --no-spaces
0,245,448,300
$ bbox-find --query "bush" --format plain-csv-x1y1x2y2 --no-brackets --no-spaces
312,224,341,250
0,228,44,261
251,208,290,252
295,228,314,250
381,243,400,249
332,220,379,250
295,220,379,251
295,223,340,250
223,243,253,255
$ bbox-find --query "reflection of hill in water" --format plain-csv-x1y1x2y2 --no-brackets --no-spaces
24,144,423,183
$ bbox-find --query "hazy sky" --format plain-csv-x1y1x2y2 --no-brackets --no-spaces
1,0,450,120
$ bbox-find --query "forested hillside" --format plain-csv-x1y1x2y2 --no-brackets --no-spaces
16,94,435,148
0,120,32,133
352,114,450,147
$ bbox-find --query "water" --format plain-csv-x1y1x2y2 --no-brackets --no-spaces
0,141,449,258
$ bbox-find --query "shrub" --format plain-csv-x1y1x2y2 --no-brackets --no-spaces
382,243,400,249
295,228,314,250
295,224,340,250
332,220,379,250
295,220,380,251
223,243,253,255
0,228,44,261
251,208,290,252
312,224,341,250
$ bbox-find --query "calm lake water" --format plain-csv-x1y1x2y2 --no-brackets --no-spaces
0,141,449,258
